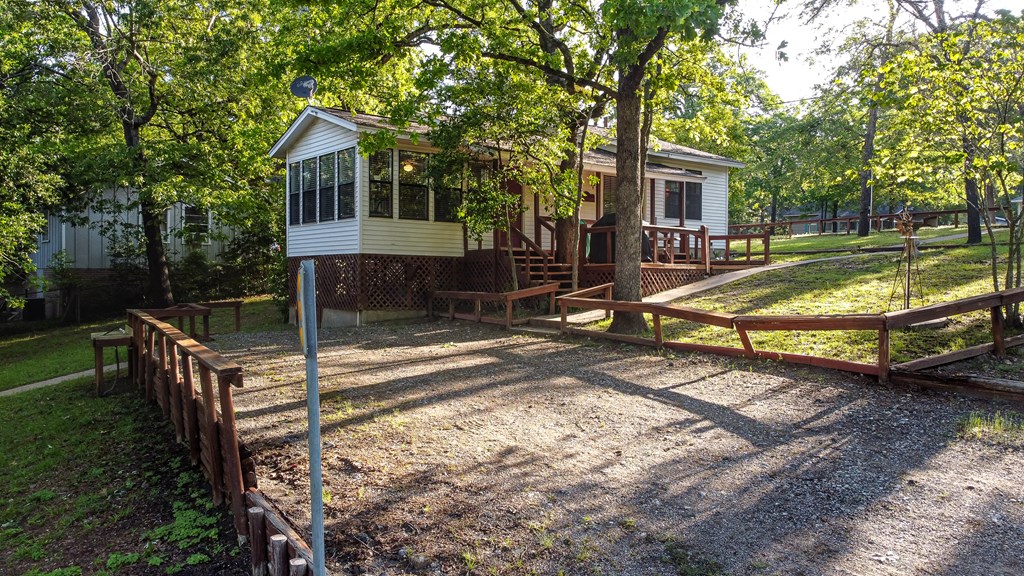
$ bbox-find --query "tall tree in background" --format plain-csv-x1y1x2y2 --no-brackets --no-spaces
7,0,290,307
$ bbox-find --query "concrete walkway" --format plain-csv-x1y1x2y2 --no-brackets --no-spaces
0,364,121,397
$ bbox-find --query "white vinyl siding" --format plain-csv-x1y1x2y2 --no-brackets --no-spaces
285,118,360,257
359,143,464,257
652,163,729,239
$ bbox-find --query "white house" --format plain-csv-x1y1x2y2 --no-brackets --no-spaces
269,106,744,326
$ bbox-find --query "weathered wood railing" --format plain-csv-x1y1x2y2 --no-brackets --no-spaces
709,232,771,266
557,285,1024,396
128,309,249,540
430,283,559,328
509,224,554,284
140,300,243,340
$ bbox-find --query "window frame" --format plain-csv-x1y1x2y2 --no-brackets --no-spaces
664,180,682,220
182,205,212,246
318,153,336,223
398,150,429,221
369,149,394,218
301,158,318,224
337,147,356,220
685,180,703,221
288,162,300,226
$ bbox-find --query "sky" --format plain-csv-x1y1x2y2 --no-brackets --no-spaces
735,0,1023,104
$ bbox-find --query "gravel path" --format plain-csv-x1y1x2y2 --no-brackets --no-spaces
213,320,1023,576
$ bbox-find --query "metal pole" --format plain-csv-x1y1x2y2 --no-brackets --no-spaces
298,259,326,575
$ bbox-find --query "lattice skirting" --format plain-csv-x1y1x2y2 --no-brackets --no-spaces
580,265,710,297
287,254,458,313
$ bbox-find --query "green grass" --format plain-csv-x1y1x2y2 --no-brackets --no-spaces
753,227,1012,263
957,411,1024,446
595,242,1019,364
0,295,287,392
0,379,238,575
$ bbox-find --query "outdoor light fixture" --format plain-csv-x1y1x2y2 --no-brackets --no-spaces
403,162,414,172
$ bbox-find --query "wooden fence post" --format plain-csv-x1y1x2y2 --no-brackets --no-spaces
182,357,200,465
248,506,268,576
992,306,1006,357
199,365,223,506
289,558,308,576
270,534,289,576
168,343,183,442
158,334,170,418
219,373,248,541
653,314,663,347
878,327,891,384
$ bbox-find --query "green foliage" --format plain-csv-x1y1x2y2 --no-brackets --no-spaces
105,552,141,570
958,411,1024,445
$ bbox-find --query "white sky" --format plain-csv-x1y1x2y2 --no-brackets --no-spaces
735,0,1023,103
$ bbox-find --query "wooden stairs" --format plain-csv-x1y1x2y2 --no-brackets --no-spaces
508,247,575,295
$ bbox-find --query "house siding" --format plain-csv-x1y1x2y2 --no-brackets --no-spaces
31,189,230,270
649,160,730,243
359,142,465,257
285,119,361,257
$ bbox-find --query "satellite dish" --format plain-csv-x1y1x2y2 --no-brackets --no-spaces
290,76,317,99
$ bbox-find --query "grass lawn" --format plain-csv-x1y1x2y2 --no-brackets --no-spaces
750,227,1012,263
0,379,247,575
0,295,288,392
593,241,1020,365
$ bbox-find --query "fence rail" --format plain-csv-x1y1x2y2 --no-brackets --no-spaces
128,309,248,539
556,286,1024,392
729,208,1007,237
430,283,560,328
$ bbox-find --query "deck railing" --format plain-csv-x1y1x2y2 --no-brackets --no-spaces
557,284,1024,392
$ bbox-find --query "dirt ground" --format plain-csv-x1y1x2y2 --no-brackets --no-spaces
213,319,1024,576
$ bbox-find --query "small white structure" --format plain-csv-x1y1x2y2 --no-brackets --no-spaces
270,107,744,326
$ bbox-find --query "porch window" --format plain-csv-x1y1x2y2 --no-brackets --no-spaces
318,153,336,222
434,163,463,223
398,150,428,220
665,181,682,219
288,162,300,225
337,147,356,219
301,158,317,223
685,180,702,221
369,149,393,218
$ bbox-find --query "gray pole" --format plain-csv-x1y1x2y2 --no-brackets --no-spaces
298,259,326,575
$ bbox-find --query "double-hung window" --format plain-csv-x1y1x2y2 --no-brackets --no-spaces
665,181,683,219
338,147,356,219
318,153,336,222
685,170,702,221
369,150,393,218
301,159,317,223
288,162,300,225
398,151,429,220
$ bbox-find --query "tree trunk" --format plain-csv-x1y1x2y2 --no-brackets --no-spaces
964,140,982,244
123,121,174,307
857,106,878,237
608,65,648,335
554,218,575,264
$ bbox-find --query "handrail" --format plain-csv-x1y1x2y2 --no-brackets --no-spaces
508,223,552,284
709,231,771,265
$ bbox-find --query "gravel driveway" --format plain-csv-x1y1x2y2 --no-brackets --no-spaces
213,319,1023,576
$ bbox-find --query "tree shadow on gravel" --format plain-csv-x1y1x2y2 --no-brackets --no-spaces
225,320,1020,575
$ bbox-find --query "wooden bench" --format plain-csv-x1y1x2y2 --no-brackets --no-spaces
92,328,133,396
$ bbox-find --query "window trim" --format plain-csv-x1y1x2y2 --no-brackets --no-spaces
337,147,356,220
288,162,301,226
368,149,394,218
182,204,213,246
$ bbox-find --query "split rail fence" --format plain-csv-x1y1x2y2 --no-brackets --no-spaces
127,309,326,576
557,284,1024,396
729,207,1007,237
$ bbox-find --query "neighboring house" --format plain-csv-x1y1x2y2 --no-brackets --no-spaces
27,188,232,318
269,106,744,327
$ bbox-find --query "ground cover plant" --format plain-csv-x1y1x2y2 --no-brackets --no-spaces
591,241,1020,365
0,378,247,575
0,296,285,392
